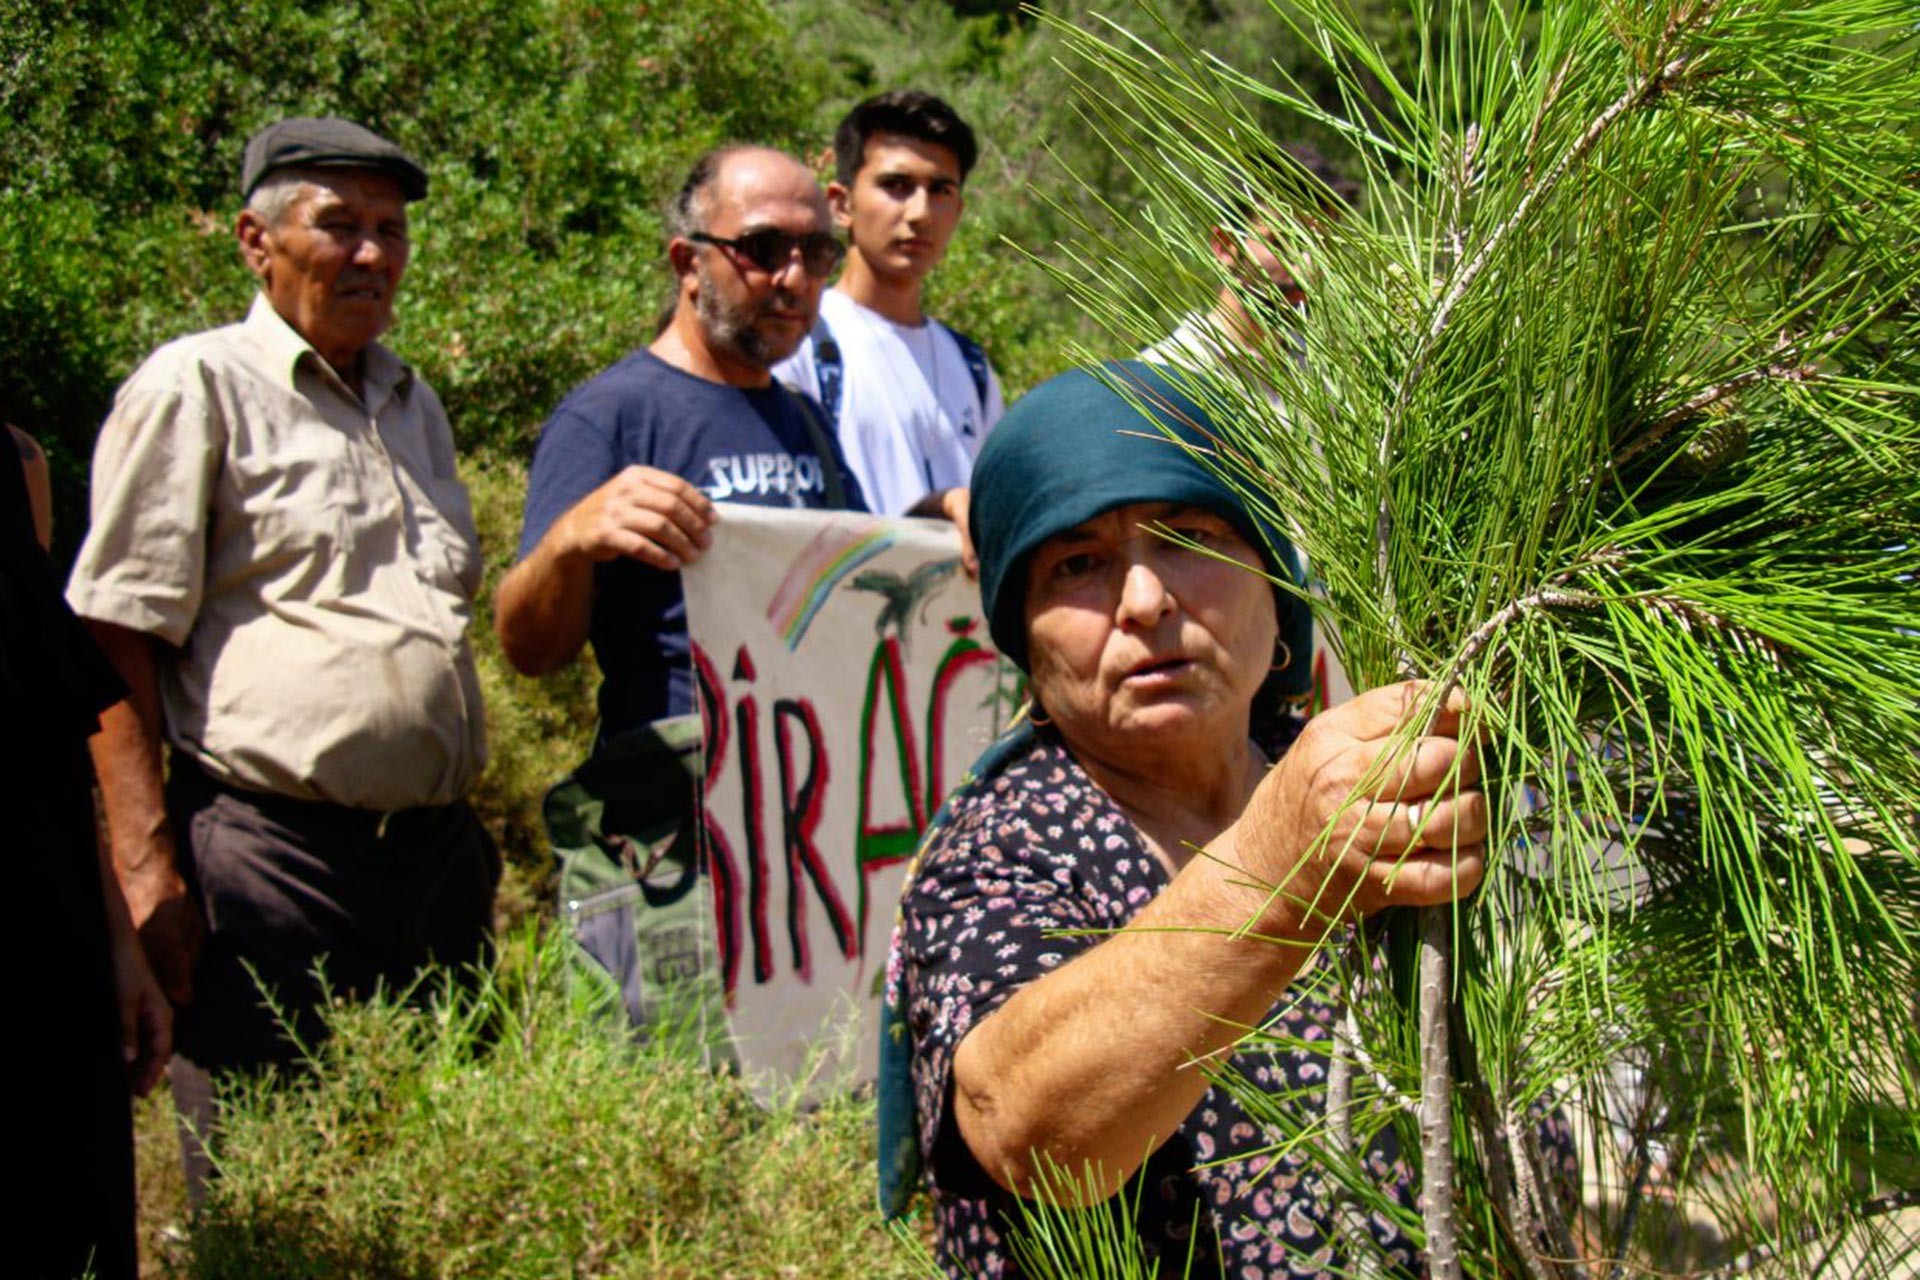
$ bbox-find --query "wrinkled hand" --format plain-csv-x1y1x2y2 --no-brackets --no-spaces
555,466,717,570
111,928,174,1096
122,859,205,1007
1240,682,1487,928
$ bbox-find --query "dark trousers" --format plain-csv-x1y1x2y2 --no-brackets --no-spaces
165,765,499,1198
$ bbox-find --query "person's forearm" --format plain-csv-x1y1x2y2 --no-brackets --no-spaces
955,681,1490,1204
85,623,176,888
96,799,173,1094
84,621,205,1004
493,539,595,675
952,821,1316,1202
95,816,142,951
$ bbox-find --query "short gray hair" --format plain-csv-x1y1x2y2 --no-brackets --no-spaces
245,169,320,227
665,144,758,242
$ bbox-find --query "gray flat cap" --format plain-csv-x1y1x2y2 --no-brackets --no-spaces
240,117,429,201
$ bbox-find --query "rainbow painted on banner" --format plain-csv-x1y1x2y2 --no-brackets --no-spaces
766,517,897,649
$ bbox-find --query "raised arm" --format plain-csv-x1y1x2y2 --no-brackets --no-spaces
950,683,1486,1201
494,465,717,675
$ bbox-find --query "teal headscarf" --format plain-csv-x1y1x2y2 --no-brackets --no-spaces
969,359,1313,698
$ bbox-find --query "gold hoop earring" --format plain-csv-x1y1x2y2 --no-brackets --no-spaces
1025,699,1052,727
1269,640,1293,674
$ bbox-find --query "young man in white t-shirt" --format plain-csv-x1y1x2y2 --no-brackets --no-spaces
777,91,1004,522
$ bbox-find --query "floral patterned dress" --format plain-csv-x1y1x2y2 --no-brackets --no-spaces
885,723,1430,1279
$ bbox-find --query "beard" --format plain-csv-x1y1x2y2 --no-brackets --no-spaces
695,260,806,369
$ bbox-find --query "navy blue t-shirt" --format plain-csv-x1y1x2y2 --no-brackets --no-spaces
518,349,866,737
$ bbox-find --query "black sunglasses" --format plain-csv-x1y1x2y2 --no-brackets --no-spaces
689,229,846,278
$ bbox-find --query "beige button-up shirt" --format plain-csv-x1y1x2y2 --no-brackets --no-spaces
68,295,487,810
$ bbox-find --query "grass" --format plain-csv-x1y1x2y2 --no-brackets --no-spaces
126,950,1919,1279
133,928,934,1279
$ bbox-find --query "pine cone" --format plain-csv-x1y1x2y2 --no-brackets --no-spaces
1673,400,1749,477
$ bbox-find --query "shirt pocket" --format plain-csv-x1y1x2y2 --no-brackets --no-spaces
221,500,371,600
420,473,483,601
215,422,383,599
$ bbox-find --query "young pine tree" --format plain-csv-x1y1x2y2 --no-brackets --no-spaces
1026,1,1920,1274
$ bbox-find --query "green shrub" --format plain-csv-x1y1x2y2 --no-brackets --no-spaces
189,928,933,1278
5,0,1396,881
460,445,598,925
0,194,118,553
1,0,835,522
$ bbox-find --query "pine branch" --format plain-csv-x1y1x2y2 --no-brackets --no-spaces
1328,940,1393,1279
1342,1009,1420,1115
1615,358,1820,472
1606,1078,1669,1280
1414,580,1605,1278
1512,1098,1583,1276
1325,994,1384,1279
1418,907,1462,1280
1376,16,1705,666
1712,1188,1920,1277
1425,52,1689,361
1455,587,1605,678
1396,10,1712,427
1048,5,1920,1275
1454,1022,1566,1280
1523,56,1575,181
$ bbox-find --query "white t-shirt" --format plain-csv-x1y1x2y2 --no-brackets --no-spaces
777,289,1005,516
1138,311,1223,371
1139,311,1304,417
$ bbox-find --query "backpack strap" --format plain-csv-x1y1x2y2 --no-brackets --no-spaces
947,326,992,413
810,317,845,425
782,384,849,510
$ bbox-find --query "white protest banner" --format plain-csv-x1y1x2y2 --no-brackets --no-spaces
1305,626,1354,717
681,505,1023,1090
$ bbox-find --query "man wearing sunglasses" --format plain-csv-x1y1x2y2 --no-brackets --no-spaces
498,145,866,740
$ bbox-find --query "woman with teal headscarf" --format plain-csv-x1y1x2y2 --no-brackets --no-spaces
881,361,1507,1278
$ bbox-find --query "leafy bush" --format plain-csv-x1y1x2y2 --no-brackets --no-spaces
3,0,843,869
2,0,833,509
187,928,933,1278
2,0,1407,897
0,193,122,555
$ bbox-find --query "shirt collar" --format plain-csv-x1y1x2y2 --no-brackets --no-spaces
243,293,416,407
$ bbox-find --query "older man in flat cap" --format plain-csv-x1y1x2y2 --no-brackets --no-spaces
67,117,496,1192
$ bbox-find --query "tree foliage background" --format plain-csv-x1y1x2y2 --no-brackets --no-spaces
2,0,1406,892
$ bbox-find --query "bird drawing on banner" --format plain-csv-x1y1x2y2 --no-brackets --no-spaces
847,558,961,654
